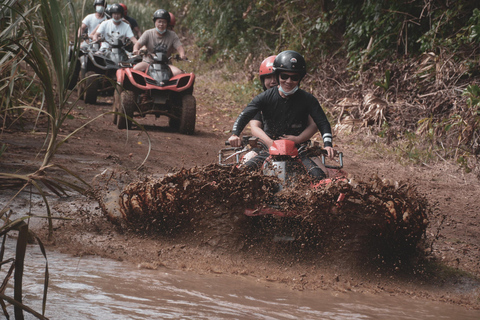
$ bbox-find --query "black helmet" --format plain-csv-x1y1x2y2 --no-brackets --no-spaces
153,9,170,24
273,50,307,81
105,5,112,18
93,0,105,7
109,3,124,17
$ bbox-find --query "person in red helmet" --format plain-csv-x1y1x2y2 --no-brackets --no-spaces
119,3,142,38
133,9,186,76
229,50,335,179
258,55,277,91
168,12,176,31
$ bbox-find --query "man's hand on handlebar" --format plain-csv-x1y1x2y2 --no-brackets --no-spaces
132,46,147,56
324,146,336,159
228,135,242,148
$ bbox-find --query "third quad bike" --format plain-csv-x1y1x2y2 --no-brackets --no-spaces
113,48,196,134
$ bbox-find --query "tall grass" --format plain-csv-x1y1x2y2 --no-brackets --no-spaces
0,0,102,318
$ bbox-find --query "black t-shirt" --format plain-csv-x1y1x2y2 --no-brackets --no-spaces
232,87,333,147
125,16,138,30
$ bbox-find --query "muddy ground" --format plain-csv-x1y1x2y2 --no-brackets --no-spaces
1,71,480,311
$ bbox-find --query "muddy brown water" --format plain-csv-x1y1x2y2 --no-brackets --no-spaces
3,239,479,320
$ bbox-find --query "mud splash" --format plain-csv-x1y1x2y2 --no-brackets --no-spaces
97,165,430,262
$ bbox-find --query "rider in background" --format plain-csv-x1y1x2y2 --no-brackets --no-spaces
168,12,176,31
132,9,186,76
119,3,142,38
166,12,177,58
92,3,137,51
78,0,107,45
228,50,335,179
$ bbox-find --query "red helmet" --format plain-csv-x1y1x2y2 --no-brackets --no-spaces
259,55,276,90
259,55,276,77
169,12,176,28
119,3,127,16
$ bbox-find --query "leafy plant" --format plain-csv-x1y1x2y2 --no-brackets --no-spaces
374,70,391,93
0,0,97,318
463,84,480,109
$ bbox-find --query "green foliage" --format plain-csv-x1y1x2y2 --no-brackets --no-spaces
162,0,480,71
463,84,480,109
374,70,391,93
0,1,93,316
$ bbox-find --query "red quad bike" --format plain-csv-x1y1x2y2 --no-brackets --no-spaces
219,137,348,217
113,48,196,134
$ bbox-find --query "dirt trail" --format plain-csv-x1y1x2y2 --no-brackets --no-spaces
1,71,480,310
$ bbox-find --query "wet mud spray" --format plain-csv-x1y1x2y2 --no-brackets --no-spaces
97,164,430,265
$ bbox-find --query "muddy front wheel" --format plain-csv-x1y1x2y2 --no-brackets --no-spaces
117,90,136,129
178,94,196,135
112,88,120,125
77,69,86,100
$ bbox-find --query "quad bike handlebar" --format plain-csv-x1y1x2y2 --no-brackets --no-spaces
171,54,191,63
220,136,343,169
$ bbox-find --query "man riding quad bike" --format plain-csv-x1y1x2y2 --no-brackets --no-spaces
113,46,196,134
113,9,195,134
76,3,138,104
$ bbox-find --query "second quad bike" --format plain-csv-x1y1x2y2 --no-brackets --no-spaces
113,48,196,134
75,37,138,104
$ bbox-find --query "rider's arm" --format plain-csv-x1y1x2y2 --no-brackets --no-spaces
307,98,333,147
282,116,317,145
176,45,186,60
133,26,142,39
303,94,336,159
91,22,104,41
132,32,148,55
250,120,274,148
132,41,142,53
230,99,264,148
227,134,242,147
92,31,100,42
232,92,268,138
78,23,87,38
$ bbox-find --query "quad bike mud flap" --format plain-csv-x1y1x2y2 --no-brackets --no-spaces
151,91,168,105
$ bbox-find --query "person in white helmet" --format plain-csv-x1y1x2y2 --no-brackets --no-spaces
78,0,107,45
92,3,137,51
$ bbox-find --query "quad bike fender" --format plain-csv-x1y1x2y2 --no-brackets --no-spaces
269,139,298,157
169,73,196,92
116,68,126,85
119,68,195,92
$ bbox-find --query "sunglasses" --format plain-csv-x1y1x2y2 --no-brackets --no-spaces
279,73,300,81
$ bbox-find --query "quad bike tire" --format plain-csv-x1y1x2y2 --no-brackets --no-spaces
117,90,136,130
68,59,80,91
77,69,86,100
178,94,196,135
84,71,99,104
112,89,119,125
